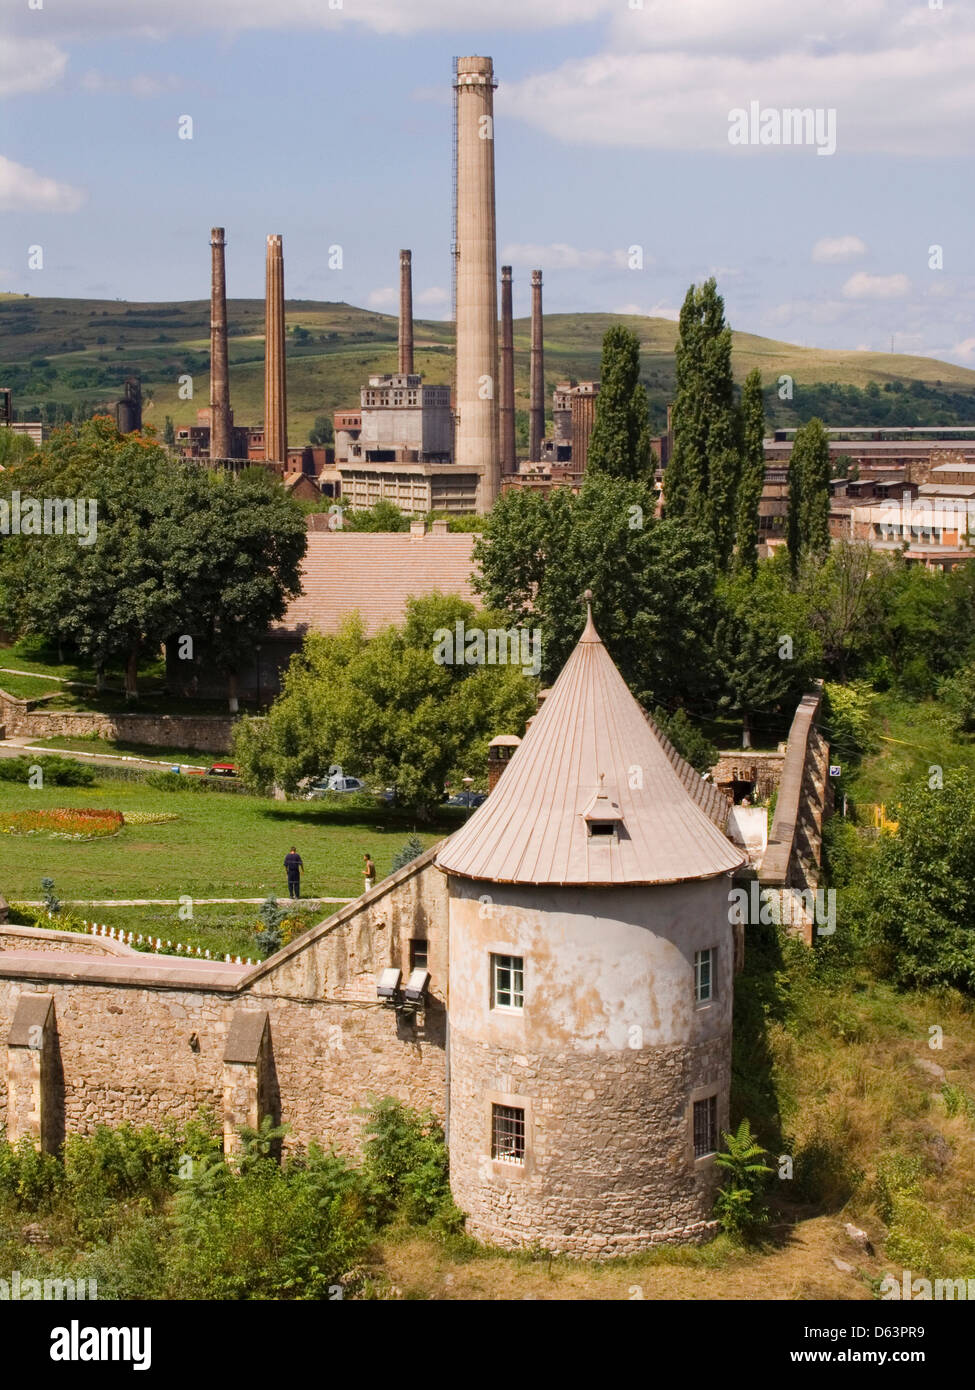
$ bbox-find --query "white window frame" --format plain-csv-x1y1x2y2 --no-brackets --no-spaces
695,947,715,1004
491,953,524,1012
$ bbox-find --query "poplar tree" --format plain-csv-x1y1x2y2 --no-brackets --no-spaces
666,278,740,566
787,417,831,574
585,325,653,481
733,368,766,575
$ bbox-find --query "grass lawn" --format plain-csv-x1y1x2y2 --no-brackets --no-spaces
0,775,451,919
46,903,335,963
23,734,211,764
0,673,64,700
845,691,975,809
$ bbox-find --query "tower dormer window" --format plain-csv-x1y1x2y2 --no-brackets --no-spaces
582,777,624,840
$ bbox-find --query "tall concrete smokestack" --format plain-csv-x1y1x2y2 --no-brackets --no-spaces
264,234,288,466
499,265,516,472
209,227,232,460
454,56,500,513
529,268,544,462
398,249,414,376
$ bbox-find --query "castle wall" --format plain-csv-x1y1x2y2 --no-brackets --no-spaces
0,849,449,1155
445,875,734,1256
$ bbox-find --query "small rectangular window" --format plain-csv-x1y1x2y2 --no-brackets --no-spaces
492,1103,525,1164
410,939,428,971
695,948,715,1003
693,1095,718,1158
491,954,524,1011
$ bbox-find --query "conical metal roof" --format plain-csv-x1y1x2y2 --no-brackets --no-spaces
436,610,745,886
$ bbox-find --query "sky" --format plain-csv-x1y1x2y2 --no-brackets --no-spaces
1,0,974,364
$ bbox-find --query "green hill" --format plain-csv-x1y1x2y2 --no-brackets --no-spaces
3,294,975,443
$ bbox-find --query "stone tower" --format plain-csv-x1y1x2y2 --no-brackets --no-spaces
436,605,745,1256
453,56,500,513
499,265,516,472
398,249,414,376
529,269,544,462
264,234,288,466
209,227,232,460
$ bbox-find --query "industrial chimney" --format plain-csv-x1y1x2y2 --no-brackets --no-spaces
454,56,500,513
398,249,414,376
209,227,232,460
529,268,544,462
499,265,516,473
264,234,288,466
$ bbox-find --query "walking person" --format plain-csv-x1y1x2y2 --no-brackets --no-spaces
363,852,376,894
284,846,303,900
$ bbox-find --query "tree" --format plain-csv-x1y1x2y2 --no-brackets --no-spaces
163,415,176,447
309,415,334,447
787,417,830,574
475,471,722,711
0,416,306,705
734,368,765,575
666,278,741,566
585,325,653,481
855,770,975,992
233,595,537,815
342,499,409,532
173,467,307,711
715,561,821,748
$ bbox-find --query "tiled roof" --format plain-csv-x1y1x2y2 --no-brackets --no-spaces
436,609,743,887
273,530,479,637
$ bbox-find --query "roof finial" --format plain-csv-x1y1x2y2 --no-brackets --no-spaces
580,588,600,643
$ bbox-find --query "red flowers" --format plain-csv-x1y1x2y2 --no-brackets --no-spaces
0,808,124,839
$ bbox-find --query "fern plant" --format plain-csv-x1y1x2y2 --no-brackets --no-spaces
714,1119,772,1242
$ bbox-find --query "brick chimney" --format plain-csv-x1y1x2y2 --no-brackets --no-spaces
488,734,521,791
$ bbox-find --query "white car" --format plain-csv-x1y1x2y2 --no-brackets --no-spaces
304,775,368,800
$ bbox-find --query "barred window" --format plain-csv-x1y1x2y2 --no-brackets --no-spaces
492,1104,525,1164
693,1095,718,1158
695,948,715,1003
491,954,524,1011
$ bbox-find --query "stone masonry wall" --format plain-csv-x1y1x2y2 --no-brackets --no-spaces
0,847,448,1155
0,692,234,754
448,1032,727,1258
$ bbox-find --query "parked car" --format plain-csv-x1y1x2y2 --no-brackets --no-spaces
206,762,238,778
445,791,487,808
303,774,368,800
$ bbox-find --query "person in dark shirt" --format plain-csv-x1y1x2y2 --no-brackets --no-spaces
284,847,303,899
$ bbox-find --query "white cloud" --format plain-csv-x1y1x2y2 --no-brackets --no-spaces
950,337,975,363
366,287,396,309
501,4,975,157
0,38,68,96
416,286,448,306
616,302,680,321
80,70,180,96
842,272,910,300
812,235,867,263
0,155,85,213
5,0,616,40
503,242,628,271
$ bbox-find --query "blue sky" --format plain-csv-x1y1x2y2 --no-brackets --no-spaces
2,0,973,364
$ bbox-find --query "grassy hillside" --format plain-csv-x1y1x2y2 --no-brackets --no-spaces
4,295,975,444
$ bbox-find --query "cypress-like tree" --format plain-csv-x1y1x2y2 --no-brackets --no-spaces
787,417,831,574
733,368,766,575
585,325,653,481
665,278,740,565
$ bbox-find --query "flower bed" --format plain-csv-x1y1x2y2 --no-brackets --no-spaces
0,808,124,840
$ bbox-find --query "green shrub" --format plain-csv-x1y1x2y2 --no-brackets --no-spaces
0,754,94,786
823,680,876,765
713,1119,772,1242
873,1152,925,1224
651,706,718,773
390,835,426,874
360,1097,458,1228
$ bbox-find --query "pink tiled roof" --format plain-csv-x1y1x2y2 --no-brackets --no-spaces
274,530,478,637
436,611,743,886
